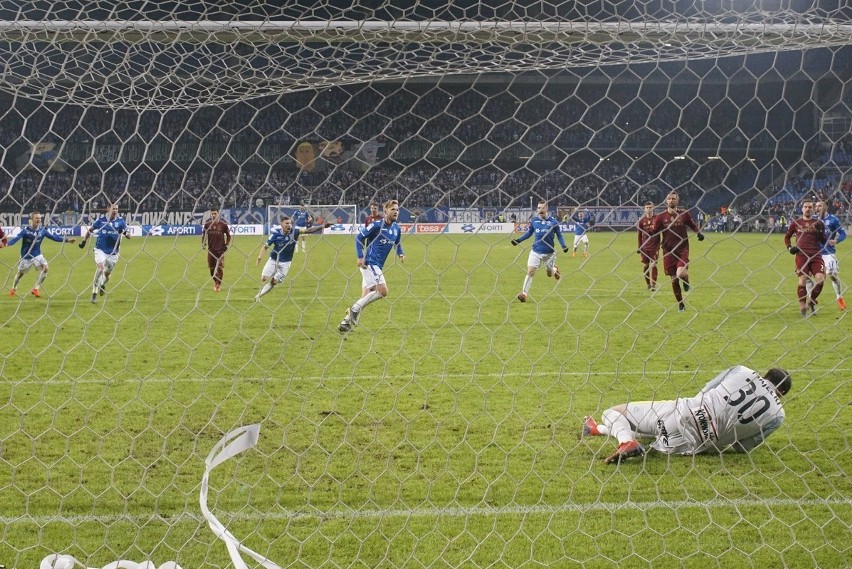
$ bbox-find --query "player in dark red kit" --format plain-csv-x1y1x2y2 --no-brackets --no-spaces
201,208,232,292
637,201,661,291
784,199,827,316
364,202,382,226
653,192,704,312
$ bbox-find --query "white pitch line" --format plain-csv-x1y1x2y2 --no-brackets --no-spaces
2,496,849,526
16,367,852,386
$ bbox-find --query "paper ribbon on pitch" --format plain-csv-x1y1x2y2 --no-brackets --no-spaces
200,424,283,569
39,554,182,569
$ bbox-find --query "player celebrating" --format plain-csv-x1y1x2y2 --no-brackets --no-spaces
79,203,131,304
292,203,312,253
6,212,75,298
510,200,569,303
582,366,791,464
570,207,594,257
255,215,329,300
637,201,661,291
784,199,827,316
814,200,846,310
652,192,704,312
364,202,383,226
338,199,404,332
202,208,232,292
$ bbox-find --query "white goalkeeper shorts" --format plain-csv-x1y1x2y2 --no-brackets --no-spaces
94,249,120,270
261,258,291,283
360,264,387,289
573,234,589,247
822,254,839,276
527,251,556,270
17,255,48,272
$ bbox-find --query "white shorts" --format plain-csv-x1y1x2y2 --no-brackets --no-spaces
609,400,698,455
573,234,589,247
360,265,387,289
262,258,291,282
527,251,556,270
17,255,47,272
822,254,839,276
94,249,120,270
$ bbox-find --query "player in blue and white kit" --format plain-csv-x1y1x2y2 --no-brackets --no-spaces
570,207,594,257
292,203,313,253
338,199,404,332
5,212,76,298
813,200,847,310
254,215,328,300
79,203,131,303
510,201,568,303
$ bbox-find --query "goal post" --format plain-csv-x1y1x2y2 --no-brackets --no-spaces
266,204,359,233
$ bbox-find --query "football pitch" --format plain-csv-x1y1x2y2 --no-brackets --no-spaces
1,231,849,568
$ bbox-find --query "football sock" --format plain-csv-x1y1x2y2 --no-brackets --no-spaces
671,280,683,303
643,266,651,287
257,282,274,298
12,273,23,289
522,275,532,294
651,266,658,287
601,409,635,445
797,285,808,306
831,279,842,299
355,290,383,311
805,279,814,297
92,269,103,294
35,271,47,288
810,281,824,301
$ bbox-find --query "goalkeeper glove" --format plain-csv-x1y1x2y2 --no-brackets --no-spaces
788,246,799,254
78,240,87,249
562,246,570,253
696,233,705,241
510,239,519,246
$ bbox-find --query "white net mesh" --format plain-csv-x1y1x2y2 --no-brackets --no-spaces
0,1,850,568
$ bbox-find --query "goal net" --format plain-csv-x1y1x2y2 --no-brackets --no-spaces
1,2,850,568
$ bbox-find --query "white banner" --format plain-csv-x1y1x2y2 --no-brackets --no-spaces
228,224,265,236
323,223,357,234
446,222,515,234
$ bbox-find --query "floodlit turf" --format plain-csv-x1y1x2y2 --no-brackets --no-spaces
0,231,849,568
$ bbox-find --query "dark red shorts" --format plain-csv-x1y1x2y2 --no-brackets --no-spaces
662,250,688,277
639,248,659,264
794,253,825,277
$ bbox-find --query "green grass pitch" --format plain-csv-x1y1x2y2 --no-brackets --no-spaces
0,231,849,568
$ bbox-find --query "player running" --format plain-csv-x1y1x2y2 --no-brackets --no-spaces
292,203,312,253
813,200,846,310
6,212,76,298
202,207,232,292
510,200,569,303
784,198,827,317
652,192,705,312
582,366,791,464
637,201,661,291
570,207,594,257
338,199,404,332
255,215,329,300
79,203,131,304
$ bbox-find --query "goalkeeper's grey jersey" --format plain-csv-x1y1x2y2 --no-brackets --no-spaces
666,366,785,454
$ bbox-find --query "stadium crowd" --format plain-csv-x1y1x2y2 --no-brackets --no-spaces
0,85,849,223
